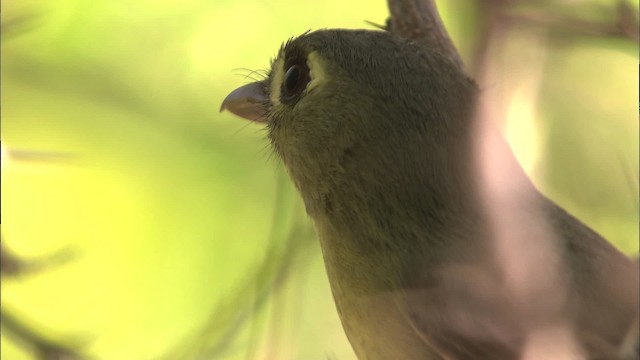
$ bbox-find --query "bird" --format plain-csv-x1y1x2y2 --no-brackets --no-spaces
221,29,639,360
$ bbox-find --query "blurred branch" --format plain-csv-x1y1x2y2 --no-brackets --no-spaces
2,12,85,355
0,309,89,360
472,1,638,358
503,2,639,42
1,240,76,277
2,148,79,165
163,175,316,360
0,12,41,41
1,236,82,359
385,0,639,76
163,225,314,360
385,0,638,358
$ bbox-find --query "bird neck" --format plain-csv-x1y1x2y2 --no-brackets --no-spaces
294,126,488,292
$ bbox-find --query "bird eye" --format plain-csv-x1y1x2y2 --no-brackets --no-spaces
281,63,310,103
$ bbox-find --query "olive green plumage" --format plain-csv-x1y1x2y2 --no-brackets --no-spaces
221,29,638,360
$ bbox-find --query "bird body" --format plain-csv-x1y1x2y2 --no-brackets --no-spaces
221,29,638,359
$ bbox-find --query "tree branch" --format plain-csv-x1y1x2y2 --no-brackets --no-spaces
386,0,466,71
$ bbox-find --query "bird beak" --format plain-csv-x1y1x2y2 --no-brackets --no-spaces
220,81,269,122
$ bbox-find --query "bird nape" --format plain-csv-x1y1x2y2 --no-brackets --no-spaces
221,29,639,360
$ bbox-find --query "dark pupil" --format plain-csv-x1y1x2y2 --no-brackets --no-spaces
284,65,301,94
281,62,310,103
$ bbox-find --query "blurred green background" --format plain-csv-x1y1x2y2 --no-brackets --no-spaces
1,1,638,359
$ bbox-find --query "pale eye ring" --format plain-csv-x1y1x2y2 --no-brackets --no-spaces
281,62,310,103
